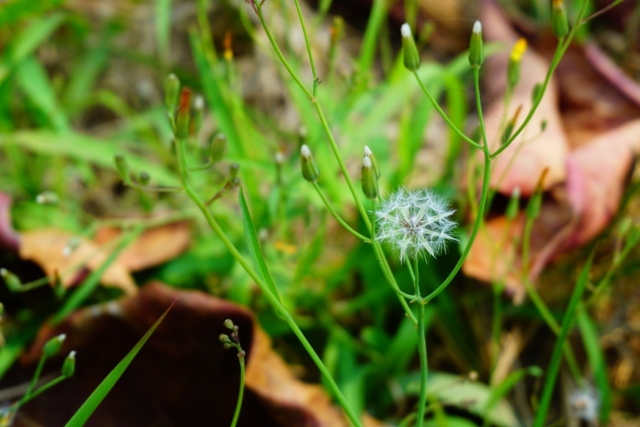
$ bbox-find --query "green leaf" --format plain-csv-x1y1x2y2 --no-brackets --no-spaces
155,0,171,62
64,302,174,427
238,186,280,302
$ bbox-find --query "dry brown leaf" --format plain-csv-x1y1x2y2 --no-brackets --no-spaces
19,228,137,295
94,221,191,271
8,283,384,427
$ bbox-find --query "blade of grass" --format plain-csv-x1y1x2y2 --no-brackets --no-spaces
532,256,593,427
238,187,280,302
155,0,172,65
64,301,175,427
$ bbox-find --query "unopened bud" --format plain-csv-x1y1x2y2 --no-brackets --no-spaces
163,73,180,111
507,39,527,89
114,153,129,182
469,21,484,68
363,146,381,179
62,351,76,377
43,334,66,357
300,144,319,182
138,171,151,186
224,319,234,329
175,87,192,140
330,16,344,45
501,105,522,145
0,268,22,292
191,95,205,135
35,191,59,205
361,156,378,200
228,163,240,181
209,133,227,163
551,0,569,38
401,23,421,72
506,187,521,220
219,334,231,343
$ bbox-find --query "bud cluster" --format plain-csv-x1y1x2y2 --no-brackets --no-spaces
219,319,246,359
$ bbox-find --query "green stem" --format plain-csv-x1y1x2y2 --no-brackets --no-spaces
291,0,319,95
230,356,245,427
20,375,66,406
412,71,482,150
413,258,428,427
174,138,363,427
22,355,46,401
422,68,490,305
312,182,370,242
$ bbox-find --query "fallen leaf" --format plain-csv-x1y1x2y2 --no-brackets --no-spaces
6,283,384,427
0,193,20,251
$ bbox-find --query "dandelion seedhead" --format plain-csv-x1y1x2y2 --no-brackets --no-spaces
375,188,457,263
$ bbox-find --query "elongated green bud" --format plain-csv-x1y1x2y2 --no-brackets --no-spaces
469,21,484,68
228,162,240,181
210,133,227,163
551,0,569,38
163,73,180,111
300,144,319,182
507,38,527,89
138,171,151,186
401,23,421,72
0,268,22,292
114,153,129,182
175,87,192,140
364,146,381,179
62,351,76,377
192,95,204,135
501,105,522,146
43,334,66,357
506,187,521,220
361,155,378,200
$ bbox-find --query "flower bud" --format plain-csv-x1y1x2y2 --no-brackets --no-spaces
0,268,22,292
62,351,76,377
468,21,484,68
300,144,319,182
330,16,344,46
500,105,522,146
401,23,421,72
209,133,227,163
364,146,381,179
224,319,234,329
138,171,151,186
114,153,129,182
551,0,569,38
361,155,378,200
219,334,231,344
506,187,521,220
43,334,66,358
507,38,527,89
163,73,180,111
228,162,240,181
191,95,205,136
175,87,192,140
35,191,59,205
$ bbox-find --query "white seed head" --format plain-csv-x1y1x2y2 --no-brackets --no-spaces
401,23,412,39
362,155,372,168
473,20,482,34
364,146,372,157
569,385,600,422
300,144,311,158
375,188,457,263
57,334,67,342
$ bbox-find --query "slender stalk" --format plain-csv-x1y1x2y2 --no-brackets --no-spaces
422,68,491,304
22,355,46,401
312,182,370,242
412,71,482,150
174,138,363,427
20,375,66,405
412,258,428,427
291,0,319,95
230,356,245,427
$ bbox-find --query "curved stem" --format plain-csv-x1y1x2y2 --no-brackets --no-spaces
412,71,482,150
422,68,490,305
22,355,46,402
230,356,245,427
291,0,319,95
174,138,363,427
312,182,370,242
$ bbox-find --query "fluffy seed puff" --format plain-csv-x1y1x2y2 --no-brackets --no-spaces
375,188,457,263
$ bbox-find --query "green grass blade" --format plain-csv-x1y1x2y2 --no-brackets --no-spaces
238,187,280,302
533,255,593,427
155,0,171,63
64,302,175,427
576,306,612,423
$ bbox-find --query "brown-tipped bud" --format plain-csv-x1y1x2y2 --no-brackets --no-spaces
330,16,344,45
552,0,569,38
300,144,319,182
224,319,234,329
43,334,66,357
223,31,234,61
500,105,522,146
114,153,129,182
62,351,76,377
209,133,227,163
361,155,379,200
468,21,484,68
175,87,192,140
507,38,527,89
0,268,22,292
506,187,521,220
138,171,151,186
401,23,421,72
364,145,381,179
163,73,180,111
